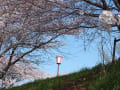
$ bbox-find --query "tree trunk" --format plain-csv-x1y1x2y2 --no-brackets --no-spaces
112,38,116,64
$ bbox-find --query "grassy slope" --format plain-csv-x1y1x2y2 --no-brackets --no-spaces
7,60,120,90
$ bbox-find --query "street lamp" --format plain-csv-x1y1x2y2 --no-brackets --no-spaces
56,56,62,76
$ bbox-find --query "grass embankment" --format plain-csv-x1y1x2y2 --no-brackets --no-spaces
7,59,120,90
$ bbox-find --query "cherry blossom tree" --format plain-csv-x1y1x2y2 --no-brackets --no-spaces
1,0,120,88
0,56,48,88
0,0,65,87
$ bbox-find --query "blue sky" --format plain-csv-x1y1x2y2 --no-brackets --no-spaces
40,35,101,76
18,35,101,85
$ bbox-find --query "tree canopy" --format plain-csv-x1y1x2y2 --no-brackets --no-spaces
0,0,120,88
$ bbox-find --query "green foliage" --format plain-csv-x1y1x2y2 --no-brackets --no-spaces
7,68,91,90
88,61,120,90
7,60,120,90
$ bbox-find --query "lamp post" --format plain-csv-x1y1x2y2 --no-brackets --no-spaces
56,56,62,76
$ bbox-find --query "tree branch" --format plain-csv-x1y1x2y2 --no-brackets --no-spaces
113,0,120,11
11,34,61,65
83,0,103,9
101,0,109,10
1,47,17,79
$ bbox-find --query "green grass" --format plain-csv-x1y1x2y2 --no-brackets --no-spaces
6,59,120,90
88,61,120,90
